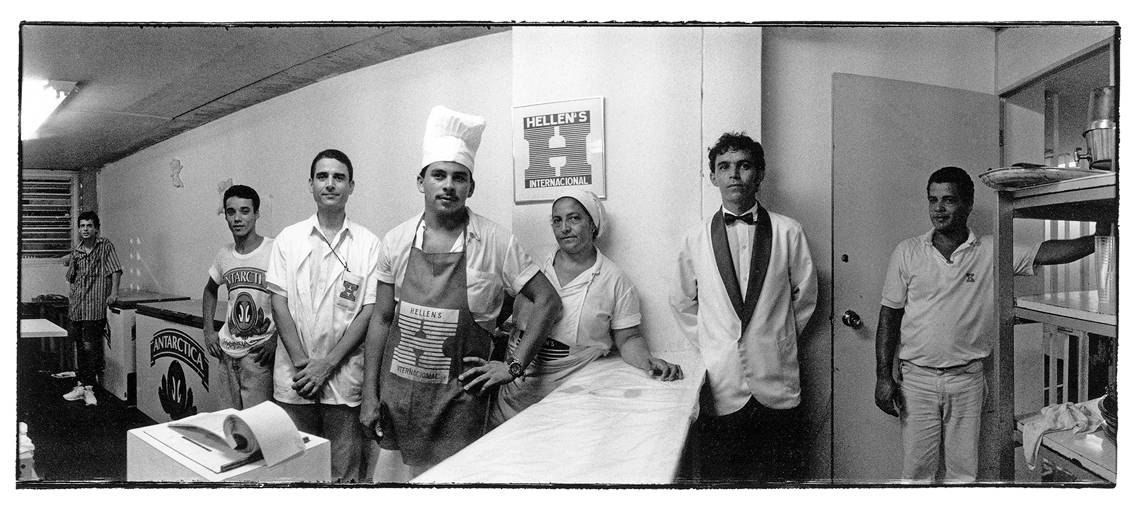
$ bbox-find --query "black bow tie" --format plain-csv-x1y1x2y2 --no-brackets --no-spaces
724,212,755,225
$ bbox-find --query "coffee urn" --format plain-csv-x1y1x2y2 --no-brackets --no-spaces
1076,86,1117,171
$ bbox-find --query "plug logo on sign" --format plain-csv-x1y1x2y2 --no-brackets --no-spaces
523,110,593,189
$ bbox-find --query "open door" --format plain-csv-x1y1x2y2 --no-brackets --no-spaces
831,73,998,482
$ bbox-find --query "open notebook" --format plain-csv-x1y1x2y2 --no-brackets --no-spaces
151,401,306,473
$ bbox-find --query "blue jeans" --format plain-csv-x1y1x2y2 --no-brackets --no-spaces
70,319,106,385
218,352,273,410
899,359,986,483
276,401,367,483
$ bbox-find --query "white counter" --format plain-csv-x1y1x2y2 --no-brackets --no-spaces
19,318,68,339
414,349,704,485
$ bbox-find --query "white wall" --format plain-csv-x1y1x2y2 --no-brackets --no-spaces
88,25,1031,483
99,32,514,296
511,26,707,355
762,25,997,479
996,25,1116,92
20,259,69,301
700,28,765,220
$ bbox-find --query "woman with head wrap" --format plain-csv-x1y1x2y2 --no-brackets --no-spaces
490,189,682,426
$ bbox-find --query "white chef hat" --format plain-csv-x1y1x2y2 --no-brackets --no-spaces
421,105,486,173
554,189,606,239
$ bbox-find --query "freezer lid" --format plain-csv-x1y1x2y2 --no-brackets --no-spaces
111,290,191,309
136,299,227,330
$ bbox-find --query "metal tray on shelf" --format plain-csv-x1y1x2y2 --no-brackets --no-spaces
979,165,1113,191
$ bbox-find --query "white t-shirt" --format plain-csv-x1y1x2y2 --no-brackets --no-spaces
881,228,1040,368
374,209,540,329
208,238,276,358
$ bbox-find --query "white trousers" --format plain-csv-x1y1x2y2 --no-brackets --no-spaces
899,359,986,483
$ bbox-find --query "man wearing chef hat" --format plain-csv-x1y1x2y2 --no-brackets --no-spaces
360,105,562,478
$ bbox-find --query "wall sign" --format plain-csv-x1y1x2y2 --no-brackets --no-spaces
513,97,605,203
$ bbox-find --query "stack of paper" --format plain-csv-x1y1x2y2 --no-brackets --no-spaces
153,401,306,473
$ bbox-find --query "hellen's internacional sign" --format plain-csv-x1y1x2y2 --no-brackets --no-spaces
513,97,605,203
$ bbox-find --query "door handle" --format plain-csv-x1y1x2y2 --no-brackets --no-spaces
841,310,863,329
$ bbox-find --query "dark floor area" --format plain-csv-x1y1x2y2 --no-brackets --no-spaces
16,340,155,487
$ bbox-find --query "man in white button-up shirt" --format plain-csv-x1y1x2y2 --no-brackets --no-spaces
673,132,818,483
267,149,381,482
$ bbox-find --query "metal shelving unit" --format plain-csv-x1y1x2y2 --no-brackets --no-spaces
994,174,1117,483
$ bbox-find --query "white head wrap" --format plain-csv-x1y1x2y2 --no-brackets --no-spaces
554,189,606,240
421,105,486,172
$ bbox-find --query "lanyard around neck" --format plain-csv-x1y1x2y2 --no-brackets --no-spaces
317,229,350,273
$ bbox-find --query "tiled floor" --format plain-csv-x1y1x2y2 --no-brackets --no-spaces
16,340,155,487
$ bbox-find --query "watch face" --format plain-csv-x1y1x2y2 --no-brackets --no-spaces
509,360,524,377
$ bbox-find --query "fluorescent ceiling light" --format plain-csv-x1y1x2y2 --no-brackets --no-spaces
21,79,78,140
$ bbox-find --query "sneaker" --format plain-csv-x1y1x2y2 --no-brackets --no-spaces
62,384,85,402
83,387,97,407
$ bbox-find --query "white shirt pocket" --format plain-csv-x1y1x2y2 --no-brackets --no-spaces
466,268,502,317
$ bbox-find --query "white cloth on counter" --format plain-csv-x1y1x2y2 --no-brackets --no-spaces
413,352,704,484
1022,397,1105,470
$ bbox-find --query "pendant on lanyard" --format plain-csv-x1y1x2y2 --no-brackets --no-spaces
319,231,362,310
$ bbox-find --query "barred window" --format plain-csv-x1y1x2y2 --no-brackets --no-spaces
20,170,76,258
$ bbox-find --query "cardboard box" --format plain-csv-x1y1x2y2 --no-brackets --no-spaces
126,423,331,483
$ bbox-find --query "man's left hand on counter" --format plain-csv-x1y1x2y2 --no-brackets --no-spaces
646,358,683,381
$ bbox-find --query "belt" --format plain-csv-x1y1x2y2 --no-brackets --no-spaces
902,358,982,373
535,338,570,362
510,332,572,362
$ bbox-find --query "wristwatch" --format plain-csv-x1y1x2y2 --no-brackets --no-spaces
507,356,525,379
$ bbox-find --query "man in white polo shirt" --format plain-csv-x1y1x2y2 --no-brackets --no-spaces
874,166,1109,482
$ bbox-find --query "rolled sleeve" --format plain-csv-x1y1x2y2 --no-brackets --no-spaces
610,281,642,330
880,243,908,310
374,235,399,285
361,240,382,305
265,238,288,297
208,249,224,284
1013,241,1042,276
102,240,123,275
502,235,540,296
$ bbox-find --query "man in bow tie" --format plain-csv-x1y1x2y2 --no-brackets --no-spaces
672,132,819,484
